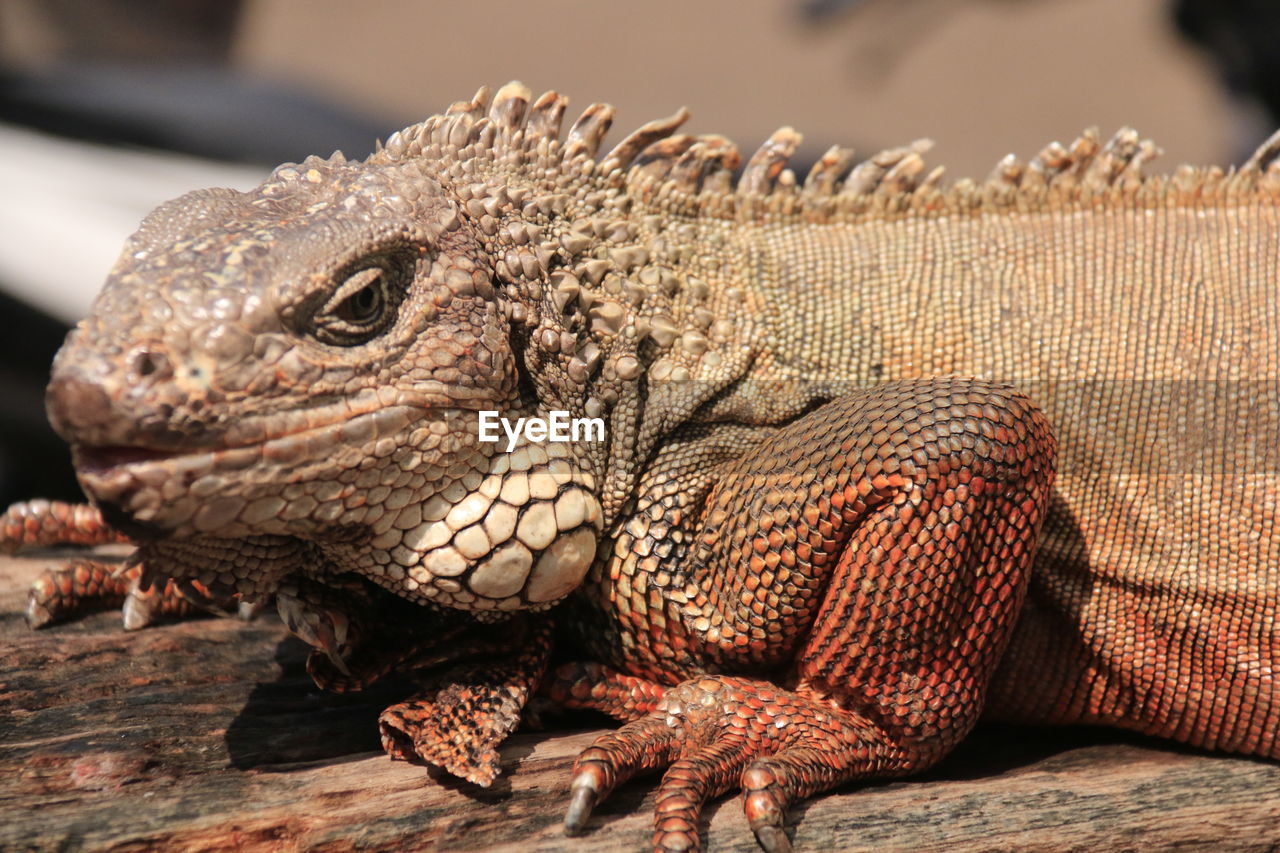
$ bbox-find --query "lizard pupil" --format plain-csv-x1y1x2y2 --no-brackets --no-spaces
313,260,406,344
342,278,383,323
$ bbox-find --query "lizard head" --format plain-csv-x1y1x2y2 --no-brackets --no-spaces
44,82,755,613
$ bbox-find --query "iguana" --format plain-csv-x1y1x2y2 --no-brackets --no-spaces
5,81,1277,852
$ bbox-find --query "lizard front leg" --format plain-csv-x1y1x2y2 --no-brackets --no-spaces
1,499,220,628
4,500,304,629
561,379,1056,851
279,573,556,787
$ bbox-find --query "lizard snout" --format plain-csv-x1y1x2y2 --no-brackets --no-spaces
45,370,117,446
45,345,196,452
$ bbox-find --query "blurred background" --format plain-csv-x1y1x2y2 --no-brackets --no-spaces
0,0,1274,504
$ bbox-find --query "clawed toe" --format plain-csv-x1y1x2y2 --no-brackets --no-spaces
563,774,599,834
24,555,239,630
26,559,135,628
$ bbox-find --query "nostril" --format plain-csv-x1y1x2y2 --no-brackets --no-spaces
129,348,171,381
46,373,115,440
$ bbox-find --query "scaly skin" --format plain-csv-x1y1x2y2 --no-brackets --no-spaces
5,82,1278,851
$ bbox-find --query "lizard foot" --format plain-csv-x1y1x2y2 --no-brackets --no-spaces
26,558,134,628
27,558,235,629
379,663,534,787
5,499,243,629
272,577,556,787
563,675,909,853
375,616,556,786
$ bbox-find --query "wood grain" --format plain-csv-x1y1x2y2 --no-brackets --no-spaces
2,551,1278,852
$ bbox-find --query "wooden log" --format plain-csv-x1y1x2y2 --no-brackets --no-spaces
2,551,1278,852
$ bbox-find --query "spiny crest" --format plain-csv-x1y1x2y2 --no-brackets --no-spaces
369,81,692,180
651,124,1280,218
369,82,1280,217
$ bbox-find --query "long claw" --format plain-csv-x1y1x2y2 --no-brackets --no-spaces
754,824,792,853
313,614,353,676
174,578,229,614
276,588,352,673
112,551,141,579
121,588,156,631
564,775,599,834
237,599,266,621
25,596,53,629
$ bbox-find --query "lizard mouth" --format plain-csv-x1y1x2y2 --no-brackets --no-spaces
68,401,460,534
61,379,486,490
71,398,446,477
74,403,433,474
75,445,181,476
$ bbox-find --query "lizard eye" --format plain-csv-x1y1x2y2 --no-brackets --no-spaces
335,269,385,324
312,255,410,345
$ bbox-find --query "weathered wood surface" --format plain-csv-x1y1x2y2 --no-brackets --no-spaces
3,550,1279,852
